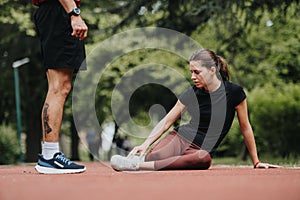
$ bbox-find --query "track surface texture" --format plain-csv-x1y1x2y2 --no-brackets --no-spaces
1,162,299,200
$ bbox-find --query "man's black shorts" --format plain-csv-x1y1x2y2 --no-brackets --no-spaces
34,0,86,71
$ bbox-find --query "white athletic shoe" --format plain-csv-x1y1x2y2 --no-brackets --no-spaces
110,155,141,171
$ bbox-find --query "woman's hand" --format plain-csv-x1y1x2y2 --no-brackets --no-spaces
254,161,282,169
128,143,149,158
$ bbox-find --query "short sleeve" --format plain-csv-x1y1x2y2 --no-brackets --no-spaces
231,84,247,107
178,86,195,106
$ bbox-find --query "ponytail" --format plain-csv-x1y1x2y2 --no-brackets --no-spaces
216,55,230,81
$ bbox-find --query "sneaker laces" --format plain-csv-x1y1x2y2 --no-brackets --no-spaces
56,153,72,165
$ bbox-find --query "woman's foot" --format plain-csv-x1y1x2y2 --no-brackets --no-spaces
110,155,141,171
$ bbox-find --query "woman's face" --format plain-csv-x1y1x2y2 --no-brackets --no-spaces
190,61,215,89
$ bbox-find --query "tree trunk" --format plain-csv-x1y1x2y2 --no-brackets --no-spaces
22,59,45,163
23,95,43,162
70,116,80,161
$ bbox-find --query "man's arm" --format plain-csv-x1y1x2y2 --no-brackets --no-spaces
58,0,88,40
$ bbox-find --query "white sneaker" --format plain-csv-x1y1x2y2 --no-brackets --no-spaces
110,155,141,171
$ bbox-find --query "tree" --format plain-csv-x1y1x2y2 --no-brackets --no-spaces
1,0,45,162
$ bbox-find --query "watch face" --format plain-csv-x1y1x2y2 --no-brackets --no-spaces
74,7,80,15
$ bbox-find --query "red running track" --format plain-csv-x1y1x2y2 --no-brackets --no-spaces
0,162,299,200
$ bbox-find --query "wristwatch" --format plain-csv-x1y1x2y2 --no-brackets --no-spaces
69,7,81,17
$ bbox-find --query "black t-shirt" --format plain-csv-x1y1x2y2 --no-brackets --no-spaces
175,81,246,156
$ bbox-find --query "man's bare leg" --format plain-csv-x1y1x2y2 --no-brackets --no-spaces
41,68,73,159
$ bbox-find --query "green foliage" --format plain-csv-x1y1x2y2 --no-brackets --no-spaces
215,117,245,158
191,2,300,89
248,83,300,158
0,124,19,164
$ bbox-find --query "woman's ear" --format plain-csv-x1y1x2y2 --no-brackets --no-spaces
210,66,216,74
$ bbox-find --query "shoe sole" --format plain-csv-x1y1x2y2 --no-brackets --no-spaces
110,155,125,171
35,165,86,174
110,163,122,171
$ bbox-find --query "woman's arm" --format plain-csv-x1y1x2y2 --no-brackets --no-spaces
128,100,186,157
236,99,281,168
236,99,260,166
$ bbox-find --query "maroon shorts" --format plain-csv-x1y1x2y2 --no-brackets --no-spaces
145,130,212,170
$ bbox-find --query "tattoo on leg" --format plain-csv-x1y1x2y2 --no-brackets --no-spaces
43,103,52,134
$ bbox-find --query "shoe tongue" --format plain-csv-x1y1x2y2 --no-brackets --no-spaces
53,152,63,158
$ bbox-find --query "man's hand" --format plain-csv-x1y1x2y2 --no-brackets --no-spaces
71,15,88,40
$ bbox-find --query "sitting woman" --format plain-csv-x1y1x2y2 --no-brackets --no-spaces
110,48,280,171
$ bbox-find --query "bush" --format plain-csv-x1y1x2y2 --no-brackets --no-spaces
248,83,300,158
0,124,19,164
215,117,245,158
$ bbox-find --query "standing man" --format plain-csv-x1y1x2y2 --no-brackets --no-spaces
33,0,88,174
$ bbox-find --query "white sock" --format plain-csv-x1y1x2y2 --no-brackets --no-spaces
42,142,60,160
